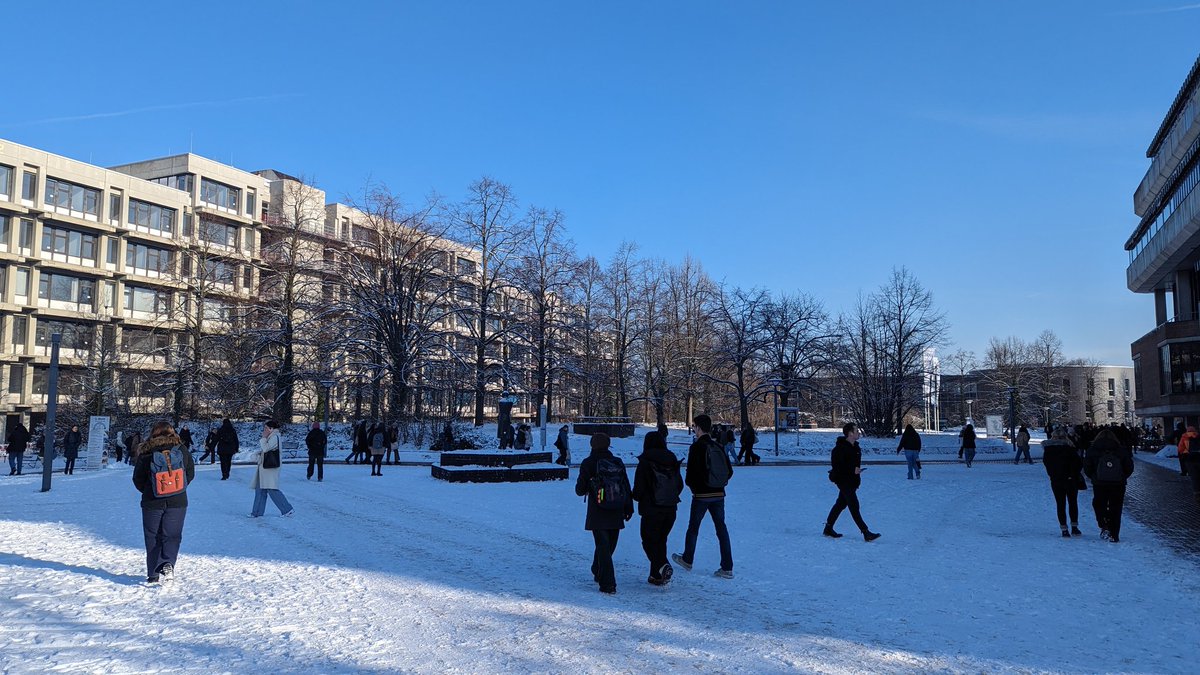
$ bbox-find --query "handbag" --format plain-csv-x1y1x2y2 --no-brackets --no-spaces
263,448,280,469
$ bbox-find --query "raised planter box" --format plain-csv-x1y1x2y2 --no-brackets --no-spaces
431,462,568,483
439,451,553,468
572,422,635,438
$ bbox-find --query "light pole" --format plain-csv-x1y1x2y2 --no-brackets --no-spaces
768,378,782,456
966,399,973,425
41,333,61,493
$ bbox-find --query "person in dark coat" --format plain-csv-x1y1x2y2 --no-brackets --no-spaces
1084,428,1134,542
499,423,515,450
305,422,327,481
632,431,683,586
573,433,633,594
200,425,218,464
896,423,922,479
215,418,240,480
441,420,455,451
6,421,30,475
553,425,571,466
178,426,194,457
124,432,138,465
671,414,735,579
737,423,760,465
825,422,881,541
1042,426,1083,537
63,424,82,475
959,424,977,467
132,422,195,583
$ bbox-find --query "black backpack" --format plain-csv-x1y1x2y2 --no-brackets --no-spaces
650,459,683,506
705,438,731,488
1095,449,1124,483
590,457,631,511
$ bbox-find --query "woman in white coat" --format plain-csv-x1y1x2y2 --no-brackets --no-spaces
249,420,295,518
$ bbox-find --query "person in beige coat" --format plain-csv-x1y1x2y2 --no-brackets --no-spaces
248,420,294,518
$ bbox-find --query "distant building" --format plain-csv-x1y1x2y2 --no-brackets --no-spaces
941,365,1134,429
1125,53,1200,429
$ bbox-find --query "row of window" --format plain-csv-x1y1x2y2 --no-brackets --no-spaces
5,363,174,398
1129,133,1200,263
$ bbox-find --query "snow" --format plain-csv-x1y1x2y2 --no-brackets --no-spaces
2,436,1197,673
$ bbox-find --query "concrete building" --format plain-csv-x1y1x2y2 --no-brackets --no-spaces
941,364,1135,430
1126,53,1200,429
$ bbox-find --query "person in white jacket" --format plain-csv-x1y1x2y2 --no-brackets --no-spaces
248,420,295,518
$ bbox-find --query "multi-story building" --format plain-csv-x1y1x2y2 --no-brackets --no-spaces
942,365,1135,429
1126,53,1200,430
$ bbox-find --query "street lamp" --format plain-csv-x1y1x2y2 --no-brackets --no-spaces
965,399,973,425
767,378,783,456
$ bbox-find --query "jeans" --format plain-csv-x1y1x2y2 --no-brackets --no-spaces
681,497,733,572
964,448,976,467
8,452,23,474
1092,483,1127,539
1015,446,1032,464
827,485,870,533
904,450,920,478
218,453,234,479
251,488,293,516
1049,478,1079,527
142,506,186,578
640,507,677,578
307,454,324,480
724,442,738,465
591,529,620,590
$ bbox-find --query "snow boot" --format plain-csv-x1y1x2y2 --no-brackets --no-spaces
1071,524,1082,536
863,531,881,542
823,524,843,539
1061,528,1071,538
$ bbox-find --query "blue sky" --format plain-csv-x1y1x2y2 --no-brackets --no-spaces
3,1,1198,364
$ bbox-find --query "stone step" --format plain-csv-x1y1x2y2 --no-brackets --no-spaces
439,451,554,467
431,463,568,483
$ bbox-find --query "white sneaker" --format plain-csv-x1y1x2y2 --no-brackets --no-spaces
670,553,692,571
282,509,295,518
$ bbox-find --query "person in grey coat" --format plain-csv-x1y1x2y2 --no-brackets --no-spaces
248,420,294,518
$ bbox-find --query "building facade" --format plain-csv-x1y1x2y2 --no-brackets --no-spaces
1126,53,1200,429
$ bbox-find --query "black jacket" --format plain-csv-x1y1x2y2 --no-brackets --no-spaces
179,428,193,448
574,449,633,530
1084,435,1134,485
305,428,327,457
740,427,757,447
1042,439,1081,484
959,427,977,450
216,423,240,455
830,436,862,489
685,434,731,498
632,445,683,515
6,424,30,454
897,428,922,452
204,430,219,452
132,434,196,509
63,430,82,459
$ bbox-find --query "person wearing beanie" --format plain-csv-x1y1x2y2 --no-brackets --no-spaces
672,414,735,579
632,431,683,586
574,433,633,594
305,421,327,482
824,422,881,542
1042,426,1083,537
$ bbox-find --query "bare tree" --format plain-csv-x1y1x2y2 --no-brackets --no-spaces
600,242,645,419
702,285,774,430
666,255,715,424
761,292,831,410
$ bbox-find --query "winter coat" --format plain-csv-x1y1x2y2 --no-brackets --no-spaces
305,428,327,458
132,431,195,509
554,428,569,452
959,427,977,450
179,427,193,449
6,424,30,454
632,445,683,515
896,428,921,452
216,423,240,456
63,430,82,459
740,427,757,448
250,431,282,491
204,430,219,453
369,428,386,456
685,434,731,498
1084,435,1134,486
1178,431,1197,456
1016,429,1031,450
574,448,633,530
1041,439,1081,486
830,436,862,490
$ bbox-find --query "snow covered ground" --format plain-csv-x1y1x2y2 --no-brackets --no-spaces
2,452,1196,673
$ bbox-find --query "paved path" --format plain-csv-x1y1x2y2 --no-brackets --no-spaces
1125,457,1200,559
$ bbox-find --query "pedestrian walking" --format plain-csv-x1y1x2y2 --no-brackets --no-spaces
960,424,977,468
63,424,82,475
305,422,326,481
179,425,194,458
1015,425,1032,465
632,431,683,586
553,425,571,466
896,423,922,479
1177,425,1196,476
385,424,399,465
574,433,633,594
215,418,240,480
200,425,218,464
738,423,760,465
1042,426,1083,537
1083,428,1134,543
131,421,195,584
249,420,294,518
369,423,386,476
6,421,30,475
671,414,735,579
824,422,881,542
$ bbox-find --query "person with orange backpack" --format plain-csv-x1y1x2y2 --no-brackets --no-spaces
1177,425,1196,477
132,422,195,584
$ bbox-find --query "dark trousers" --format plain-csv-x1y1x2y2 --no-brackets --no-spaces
63,457,76,474
1180,454,1190,476
1092,483,1127,538
200,447,216,463
1189,457,1200,505
1015,446,1032,463
1049,479,1079,527
827,485,869,533
218,453,234,479
681,497,733,571
737,444,760,464
591,528,621,590
142,506,186,578
639,508,677,578
8,452,23,474
307,454,324,480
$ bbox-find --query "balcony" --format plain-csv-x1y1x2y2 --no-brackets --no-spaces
1126,183,1200,292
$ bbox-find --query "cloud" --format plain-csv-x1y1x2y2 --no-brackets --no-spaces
1110,3,1200,15
0,94,299,129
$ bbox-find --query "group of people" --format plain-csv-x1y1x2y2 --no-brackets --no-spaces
344,420,398,474
4,421,83,475
498,422,535,450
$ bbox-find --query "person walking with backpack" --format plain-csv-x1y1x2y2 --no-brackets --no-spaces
824,422,881,542
632,431,683,586
553,425,571,466
63,424,82,475
216,418,240,480
249,420,294,518
1015,425,1033,465
368,423,386,476
1042,426,1083,537
1084,428,1133,542
178,425,194,458
960,424,977,468
6,420,30,475
305,421,326,482
574,433,633,594
896,424,922,479
131,422,195,583
671,414,734,579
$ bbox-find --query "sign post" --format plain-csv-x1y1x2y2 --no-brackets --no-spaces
86,416,111,471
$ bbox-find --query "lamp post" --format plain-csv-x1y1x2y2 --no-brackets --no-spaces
965,399,973,425
41,333,61,493
767,378,782,456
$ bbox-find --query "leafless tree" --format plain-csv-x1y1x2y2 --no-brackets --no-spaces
702,285,774,430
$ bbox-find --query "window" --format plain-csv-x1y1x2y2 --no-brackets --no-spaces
128,199,176,236
324,217,336,237
242,265,252,289
109,193,122,221
455,283,476,304
1162,342,1200,394
12,316,28,351
122,328,170,355
246,191,256,217
243,228,253,253
200,178,240,210
1106,400,1115,418
18,219,33,249
13,267,30,298
1086,378,1095,397
151,174,193,192
22,171,37,201
107,238,118,264
44,177,100,217
41,225,97,262
1161,344,1172,395
0,164,12,198
201,258,236,284
38,272,95,307
8,364,24,394
457,257,477,276
35,320,92,351
0,215,8,249
125,242,172,274
1134,357,1144,401
1124,378,1130,397
1107,378,1115,397
199,219,237,247
123,285,172,315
